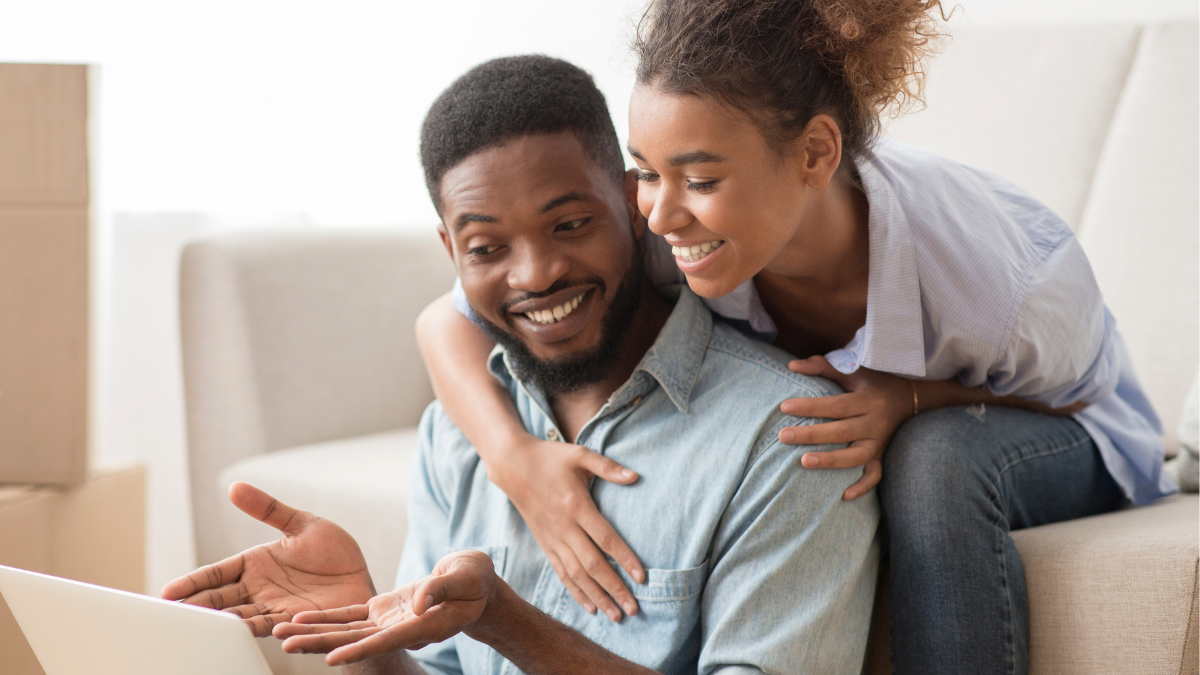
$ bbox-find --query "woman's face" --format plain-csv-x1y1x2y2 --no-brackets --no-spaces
627,83,815,298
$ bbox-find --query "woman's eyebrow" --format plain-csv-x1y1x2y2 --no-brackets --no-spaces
625,146,727,166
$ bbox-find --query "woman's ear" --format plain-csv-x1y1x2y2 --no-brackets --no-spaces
623,168,647,239
793,114,843,190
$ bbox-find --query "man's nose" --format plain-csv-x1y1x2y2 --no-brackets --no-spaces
506,241,570,293
645,182,691,237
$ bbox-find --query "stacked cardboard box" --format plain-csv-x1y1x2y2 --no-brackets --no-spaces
0,63,90,485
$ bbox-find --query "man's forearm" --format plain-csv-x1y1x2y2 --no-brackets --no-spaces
468,582,657,675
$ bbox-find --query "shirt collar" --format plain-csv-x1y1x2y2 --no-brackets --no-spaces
488,284,711,414
834,146,926,377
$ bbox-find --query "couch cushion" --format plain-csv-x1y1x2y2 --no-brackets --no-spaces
886,24,1141,230
215,428,420,591
1010,495,1199,675
1077,21,1200,452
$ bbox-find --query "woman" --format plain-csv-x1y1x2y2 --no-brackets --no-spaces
416,1,1175,672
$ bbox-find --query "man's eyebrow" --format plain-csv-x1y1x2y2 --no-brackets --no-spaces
539,191,591,214
454,213,497,232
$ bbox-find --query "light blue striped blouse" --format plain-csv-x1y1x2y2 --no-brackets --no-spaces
451,138,1176,504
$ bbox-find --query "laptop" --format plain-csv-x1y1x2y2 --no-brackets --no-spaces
0,564,274,675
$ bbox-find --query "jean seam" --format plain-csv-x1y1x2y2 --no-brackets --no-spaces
985,430,1093,675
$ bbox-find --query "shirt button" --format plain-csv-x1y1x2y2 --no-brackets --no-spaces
546,428,559,442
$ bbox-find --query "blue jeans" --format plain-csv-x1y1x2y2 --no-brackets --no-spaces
879,405,1127,675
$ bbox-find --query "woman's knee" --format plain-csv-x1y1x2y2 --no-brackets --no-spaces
879,407,1000,515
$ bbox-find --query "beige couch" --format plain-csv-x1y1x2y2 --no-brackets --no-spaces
180,21,1199,675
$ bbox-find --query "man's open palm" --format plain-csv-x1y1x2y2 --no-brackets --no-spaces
161,482,375,636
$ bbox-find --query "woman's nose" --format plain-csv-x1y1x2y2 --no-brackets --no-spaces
645,184,690,237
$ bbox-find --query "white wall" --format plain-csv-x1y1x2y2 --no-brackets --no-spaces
0,0,1194,595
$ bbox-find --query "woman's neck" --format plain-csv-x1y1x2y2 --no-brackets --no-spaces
753,170,872,358
765,170,871,296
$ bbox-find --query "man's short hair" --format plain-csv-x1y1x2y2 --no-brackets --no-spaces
420,55,626,213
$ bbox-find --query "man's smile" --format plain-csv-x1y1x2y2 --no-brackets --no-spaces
507,286,599,343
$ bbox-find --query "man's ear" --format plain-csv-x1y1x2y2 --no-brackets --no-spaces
791,114,843,190
437,224,457,266
622,169,646,240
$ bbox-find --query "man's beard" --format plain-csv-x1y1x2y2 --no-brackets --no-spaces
475,238,645,398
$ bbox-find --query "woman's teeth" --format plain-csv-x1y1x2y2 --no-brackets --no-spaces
672,240,724,263
524,292,586,325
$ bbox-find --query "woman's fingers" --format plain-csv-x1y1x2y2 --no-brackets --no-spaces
161,554,245,600
843,458,883,500
575,502,644,584
788,355,847,384
577,448,639,485
781,392,863,421
544,551,595,614
800,440,878,470
558,542,625,622
779,417,865,446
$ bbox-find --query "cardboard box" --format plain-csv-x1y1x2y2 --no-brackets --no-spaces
0,466,145,675
0,63,90,486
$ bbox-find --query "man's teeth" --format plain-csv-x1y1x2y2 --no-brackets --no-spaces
524,292,586,325
671,240,724,263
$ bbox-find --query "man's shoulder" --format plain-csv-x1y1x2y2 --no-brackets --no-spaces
704,321,842,401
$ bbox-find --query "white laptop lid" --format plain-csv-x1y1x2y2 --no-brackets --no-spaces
0,564,274,675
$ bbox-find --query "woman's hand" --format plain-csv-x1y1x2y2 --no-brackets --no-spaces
780,356,915,501
487,436,645,622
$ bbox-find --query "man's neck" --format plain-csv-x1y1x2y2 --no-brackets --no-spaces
548,283,672,443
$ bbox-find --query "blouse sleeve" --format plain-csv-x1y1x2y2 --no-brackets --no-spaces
985,237,1122,408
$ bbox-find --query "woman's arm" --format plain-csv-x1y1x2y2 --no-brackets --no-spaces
415,293,645,621
779,356,1088,500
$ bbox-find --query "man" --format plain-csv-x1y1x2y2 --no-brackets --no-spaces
163,55,878,674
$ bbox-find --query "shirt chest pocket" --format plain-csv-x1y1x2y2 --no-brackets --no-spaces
547,561,708,674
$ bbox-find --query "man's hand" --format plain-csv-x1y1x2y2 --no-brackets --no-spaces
490,437,644,622
273,550,500,666
160,482,375,636
779,356,914,501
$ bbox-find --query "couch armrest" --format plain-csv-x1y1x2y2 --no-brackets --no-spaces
180,228,455,564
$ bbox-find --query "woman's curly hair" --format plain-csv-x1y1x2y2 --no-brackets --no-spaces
634,0,949,162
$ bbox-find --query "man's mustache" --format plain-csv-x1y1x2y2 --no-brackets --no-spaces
498,276,607,316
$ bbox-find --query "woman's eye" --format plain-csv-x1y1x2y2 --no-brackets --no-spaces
635,171,660,183
556,217,590,232
686,180,718,193
469,244,501,256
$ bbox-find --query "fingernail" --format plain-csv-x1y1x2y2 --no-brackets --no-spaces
622,602,636,616
606,608,621,622
633,568,645,584
621,468,635,479
424,594,434,609
585,602,596,614
780,430,794,443
802,454,818,468
845,490,856,500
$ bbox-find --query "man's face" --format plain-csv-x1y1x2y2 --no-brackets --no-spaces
438,132,645,393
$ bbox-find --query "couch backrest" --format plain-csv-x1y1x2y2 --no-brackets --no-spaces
890,21,1199,449
180,228,456,564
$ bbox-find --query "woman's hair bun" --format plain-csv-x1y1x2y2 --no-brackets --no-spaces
635,0,950,160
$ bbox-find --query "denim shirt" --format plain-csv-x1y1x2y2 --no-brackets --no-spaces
398,286,880,675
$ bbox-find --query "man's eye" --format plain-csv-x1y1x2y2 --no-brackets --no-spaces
556,217,590,232
469,244,501,256
635,171,660,183
686,180,718,193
